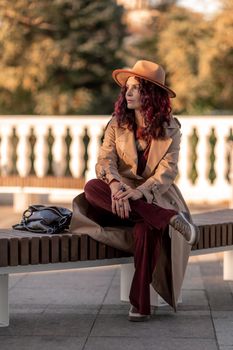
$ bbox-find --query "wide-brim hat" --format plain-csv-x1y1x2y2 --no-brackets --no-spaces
112,60,176,98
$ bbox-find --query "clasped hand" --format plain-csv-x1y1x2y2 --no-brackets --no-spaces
110,181,143,219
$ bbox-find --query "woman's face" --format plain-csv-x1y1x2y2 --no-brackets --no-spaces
125,76,141,110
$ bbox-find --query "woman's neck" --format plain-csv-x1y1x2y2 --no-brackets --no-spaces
134,110,145,128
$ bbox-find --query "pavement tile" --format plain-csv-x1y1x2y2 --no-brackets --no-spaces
181,290,208,306
45,305,99,315
182,263,204,290
0,313,95,337
84,336,218,350
9,284,110,306
212,312,233,346
91,313,215,338
0,336,86,350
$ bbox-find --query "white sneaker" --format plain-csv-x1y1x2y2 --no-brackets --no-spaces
128,305,150,322
170,212,200,245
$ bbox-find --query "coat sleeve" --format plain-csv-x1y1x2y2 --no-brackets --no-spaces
136,128,181,203
95,119,121,184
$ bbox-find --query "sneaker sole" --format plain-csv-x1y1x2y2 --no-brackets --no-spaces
180,212,200,246
128,314,150,322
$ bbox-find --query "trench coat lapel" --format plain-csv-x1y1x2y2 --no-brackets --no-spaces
142,137,172,177
116,119,176,177
117,128,138,175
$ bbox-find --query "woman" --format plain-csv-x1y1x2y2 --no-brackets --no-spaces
70,60,199,321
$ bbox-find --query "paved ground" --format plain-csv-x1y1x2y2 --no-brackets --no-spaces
0,203,233,350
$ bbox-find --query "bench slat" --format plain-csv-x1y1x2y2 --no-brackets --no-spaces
20,238,29,265
227,223,233,245
70,235,79,262
0,238,8,267
40,236,50,264
98,242,106,260
30,237,40,265
204,225,210,249
50,236,60,263
80,235,88,261
89,239,98,260
9,238,18,266
60,236,69,262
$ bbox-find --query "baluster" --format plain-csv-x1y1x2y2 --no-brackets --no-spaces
34,125,49,177
69,125,85,178
85,125,103,181
16,124,31,177
0,125,13,176
195,125,210,191
52,125,66,176
177,124,193,191
214,126,229,190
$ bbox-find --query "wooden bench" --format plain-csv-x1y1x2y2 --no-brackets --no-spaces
0,209,232,327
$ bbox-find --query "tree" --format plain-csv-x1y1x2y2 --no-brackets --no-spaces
206,0,233,112
0,0,127,114
156,6,213,114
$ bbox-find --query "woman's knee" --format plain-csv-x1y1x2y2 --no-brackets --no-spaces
84,179,110,202
84,179,100,193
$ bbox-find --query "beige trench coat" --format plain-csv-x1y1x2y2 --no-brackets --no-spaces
70,115,192,310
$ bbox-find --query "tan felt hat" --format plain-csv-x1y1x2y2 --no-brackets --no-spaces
112,60,176,98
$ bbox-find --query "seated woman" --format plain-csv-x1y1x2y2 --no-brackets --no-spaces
70,60,199,322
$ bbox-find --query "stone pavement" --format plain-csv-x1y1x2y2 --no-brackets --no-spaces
0,204,233,349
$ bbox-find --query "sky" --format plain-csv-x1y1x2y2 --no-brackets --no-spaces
178,0,221,16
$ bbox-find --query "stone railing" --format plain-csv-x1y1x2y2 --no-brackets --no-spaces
0,115,232,204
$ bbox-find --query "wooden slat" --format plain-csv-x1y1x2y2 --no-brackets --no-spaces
89,238,98,260
70,235,79,261
60,235,69,262
227,223,233,245
9,238,18,266
222,224,227,246
40,236,50,264
210,225,216,248
80,235,88,261
197,226,204,250
107,246,115,259
216,224,222,247
50,236,60,263
98,242,107,259
0,238,8,267
30,237,40,265
204,225,210,249
19,238,29,265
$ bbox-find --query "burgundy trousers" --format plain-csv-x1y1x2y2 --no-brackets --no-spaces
84,179,177,315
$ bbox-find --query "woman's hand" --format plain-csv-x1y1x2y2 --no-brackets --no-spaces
109,180,131,219
114,185,143,201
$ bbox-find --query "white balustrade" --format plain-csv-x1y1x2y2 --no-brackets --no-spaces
69,126,85,178
176,124,193,191
0,115,232,204
34,125,49,177
85,125,104,181
52,125,67,176
214,125,230,197
0,125,12,176
16,124,31,177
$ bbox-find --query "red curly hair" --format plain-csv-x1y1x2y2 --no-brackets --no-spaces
113,77,172,140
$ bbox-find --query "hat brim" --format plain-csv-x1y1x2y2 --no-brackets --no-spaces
112,69,176,98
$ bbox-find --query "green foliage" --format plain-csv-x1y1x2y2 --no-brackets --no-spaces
130,0,233,114
0,0,127,114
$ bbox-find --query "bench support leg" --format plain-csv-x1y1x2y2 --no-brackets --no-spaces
0,274,9,327
120,263,182,307
223,251,233,280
